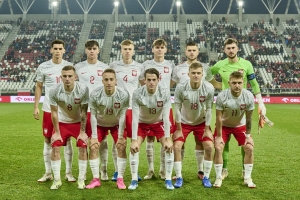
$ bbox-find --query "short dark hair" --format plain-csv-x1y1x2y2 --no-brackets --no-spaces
144,68,159,79
186,41,198,49
152,38,167,48
102,68,116,77
62,65,75,72
224,38,238,47
85,40,99,48
189,62,203,72
229,71,243,80
51,39,65,48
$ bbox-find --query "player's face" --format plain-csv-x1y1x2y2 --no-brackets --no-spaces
188,67,203,84
61,70,77,87
85,45,100,60
102,72,116,93
121,44,134,59
50,44,65,60
229,77,243,96
224,43,238,60
185,45,199,62
144,73,159,92
152,45,167,59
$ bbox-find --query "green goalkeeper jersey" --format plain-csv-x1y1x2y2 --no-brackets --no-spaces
208,57,260,94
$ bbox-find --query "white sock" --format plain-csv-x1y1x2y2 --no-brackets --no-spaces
203,160,213,178
173,161,182,178
43,141,52,174
99,139,108,172
51,159,61,180
130,152,139,181
181,149,185,163
64,139,73,174
195,150,204,172
146,141,154,171
112,143,118,172
165,151,174,180
78,160,87,180
89,158,100,179
244,164,253,179
159,145,165,172
214,164,223,179
117,157,127,178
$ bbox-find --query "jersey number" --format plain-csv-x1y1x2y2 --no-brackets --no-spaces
90,76,95,84
106,108,113,115
149,108,156,114
123,75,128,83
190,103,198,110
231,110,238,116
67,104,72,111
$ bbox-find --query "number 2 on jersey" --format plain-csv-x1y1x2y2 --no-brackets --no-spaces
90,76,95,84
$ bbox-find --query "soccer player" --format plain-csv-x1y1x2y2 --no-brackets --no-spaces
171,41,221,179
33,39,75,182
173,62,215,188
213,71,256,188
129,68,174,190
86,69,129,190
139,38,175,180
109,39,143,181
207,38,266,179
75,40,110,181
49,65,89,189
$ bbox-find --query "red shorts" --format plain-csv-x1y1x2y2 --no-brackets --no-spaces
86,112,92,137
214,125,247,146
174,122,212,143
52,122,87,148
124,109,132,138
96,125,121,143
138,122,165,141
147,108,175,137
42,112,53,138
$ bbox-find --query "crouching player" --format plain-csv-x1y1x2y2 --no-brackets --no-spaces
213,71,256,188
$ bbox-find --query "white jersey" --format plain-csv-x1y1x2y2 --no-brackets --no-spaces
36,60,73,112
140,59,175,89
89,86,129,128
172,61,210,83
49,82,89,123
109,60,143,108
174,80,214,125
132,85,171,140
216,89,255,127
75,60,109,95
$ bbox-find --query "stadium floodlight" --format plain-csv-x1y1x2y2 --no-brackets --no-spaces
114,1,119,6
52,0,58,7
238,1,243,7
176,1,181,7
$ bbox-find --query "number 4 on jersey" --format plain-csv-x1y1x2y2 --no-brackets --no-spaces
123,75,128,83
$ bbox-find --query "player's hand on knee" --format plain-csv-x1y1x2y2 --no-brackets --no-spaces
214,136,224,148
172,130,183,141
77,132,89,145
130,140,139,154
90,138,99,149
116,138,126,151
51,132,63,144
164,138,173,153
245,137,254,146
33,108,40,120
203,129,213,141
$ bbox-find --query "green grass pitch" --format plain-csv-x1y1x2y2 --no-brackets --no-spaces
0,103,299,200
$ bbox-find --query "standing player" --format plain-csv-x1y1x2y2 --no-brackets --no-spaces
129,68,174,190
49,66,89,189
173,63,214,188
109,39,143,181
213,71,256,188
207,38,266,179
33,39,75,182
75,40,110,181
171,41,221,179
86,69,129,190
139,38,175,180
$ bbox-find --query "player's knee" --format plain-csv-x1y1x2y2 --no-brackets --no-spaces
78,147,87,156
117,143,126,153
244,144,254,155
173,142,183,152
52,147,60,157
146,136,155,143
204,143,213,155
44,137,51,144
214,144,224,154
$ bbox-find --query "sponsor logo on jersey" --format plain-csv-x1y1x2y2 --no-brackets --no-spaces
240,104,246,110
199,96,206,102
97,70,103,76
157,101,163,107
164,67,169,73
74,98,81,104
132,70,137,76
48,74,53,76
81,72,87,74
114,103,120,108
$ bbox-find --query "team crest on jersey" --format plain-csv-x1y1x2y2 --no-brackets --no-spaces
157,101,163,107
238,69,244,74
240,104,246,110
97,70,103,76
132,70,137,76
164,67,169,73
74,98,81,104
199,96,206,102
114,103,120,109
